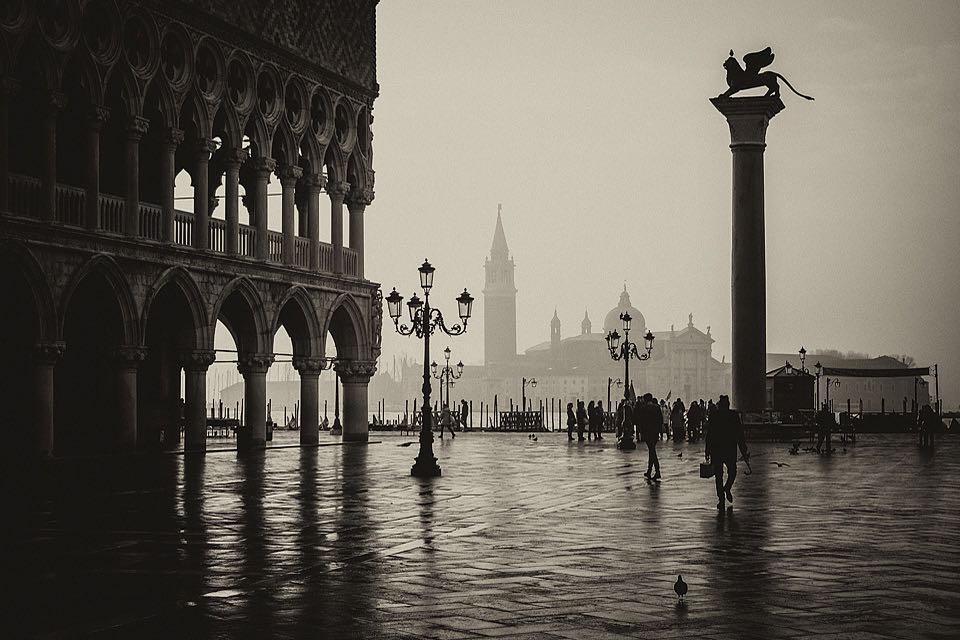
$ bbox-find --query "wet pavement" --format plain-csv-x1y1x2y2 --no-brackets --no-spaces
7,432,960,639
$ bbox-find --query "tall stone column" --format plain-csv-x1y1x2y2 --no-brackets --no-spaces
346,188,373,279
182,350,216,452
193,138,217,251
41,91,65,222
160,127,183,242
223,148,246,255
278,165,303,266
124,116,149,238
335,360,377,443
84,106,110,230
238,354,273,449
114,346,147,451
293,357,326,446
249,157,275,260
0,78,19,214
34,342,65,458
306,174,324,270
328,181,349,274
711,96,784,413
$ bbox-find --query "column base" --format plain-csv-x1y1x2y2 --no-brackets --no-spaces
411,455,441,478
342,431,368,443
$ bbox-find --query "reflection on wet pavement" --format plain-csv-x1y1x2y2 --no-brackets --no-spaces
7,433,960,638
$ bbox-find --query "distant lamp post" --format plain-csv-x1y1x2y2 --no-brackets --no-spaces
784,360,794,376
605,311,654,450
386,260,473,478
607,377,622,412
825,376,841,412
431,346,463,408
798,346,807,373
521,377,537,411
814,361,823,407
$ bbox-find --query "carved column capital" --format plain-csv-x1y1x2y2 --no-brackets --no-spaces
249,156,277,177
113,345,149,368
87,105,110,130
162,127,184,149
45,90,67,114
277,165,303,185
305,173,327,193
292,356,332,376
326,181,351,201
347,187,375,209
34,342,66,365
237,353,274,375
126,115,150,140
195,137,218,158
334,359,378,383
223,147,248,167
180,350,217,372
710,96,784,149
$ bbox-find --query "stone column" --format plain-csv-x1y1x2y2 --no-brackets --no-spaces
124,116,149,238
328,181,349,274
160,127,183,242
181,350,216,452
306,175,324,270
293,357,327,446
193,138,217,251
114,346,147,451
0,78,19,214
84,106,110,230
249,157,275,260
346,188,373,279
41,91,65,222
34,342,65,458
335,360,377,443
278,165,303,266
223,148,246,255
711,96,784,413
238,354,273,449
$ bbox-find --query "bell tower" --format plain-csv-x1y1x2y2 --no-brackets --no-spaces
550,309,561,361
483,205,518,366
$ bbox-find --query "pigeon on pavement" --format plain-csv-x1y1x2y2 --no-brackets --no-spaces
674,575,688,603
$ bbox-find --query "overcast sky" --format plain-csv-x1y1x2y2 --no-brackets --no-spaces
365,1,959,406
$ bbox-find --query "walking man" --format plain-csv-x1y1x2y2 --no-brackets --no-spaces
639,394,662,480
705,395,749,509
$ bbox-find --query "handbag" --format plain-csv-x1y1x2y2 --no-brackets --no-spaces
699,457,714,478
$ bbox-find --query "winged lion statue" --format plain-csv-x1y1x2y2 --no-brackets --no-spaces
719,47,814,101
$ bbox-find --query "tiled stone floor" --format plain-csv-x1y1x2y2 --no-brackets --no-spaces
7,432,959,639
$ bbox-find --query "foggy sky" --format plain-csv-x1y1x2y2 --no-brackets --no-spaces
366,1,960,407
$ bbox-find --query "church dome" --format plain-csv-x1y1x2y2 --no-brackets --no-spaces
602,286,646,335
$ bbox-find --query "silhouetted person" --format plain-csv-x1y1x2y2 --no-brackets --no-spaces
639,394,662,480
587,400,596,441
815,403,835,454
671,398,686,442
950,417,959,432
439,403,456,439
918,404,938,448
576,400,587,441
687,401,703,443
706,395,749,509
566,402,576,441
460,399,469,429
660,399,669,440
595,398,605,440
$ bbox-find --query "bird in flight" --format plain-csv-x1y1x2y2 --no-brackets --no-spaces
770,461,790,468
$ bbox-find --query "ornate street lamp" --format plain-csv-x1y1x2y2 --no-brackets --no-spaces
431,346,463,408
814,361,822,407
607,377,622,412
605,311,654,450
386,260,473,477
798,346,807,373
521,377,537,412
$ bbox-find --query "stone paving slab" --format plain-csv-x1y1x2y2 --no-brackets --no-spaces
5,432,960,638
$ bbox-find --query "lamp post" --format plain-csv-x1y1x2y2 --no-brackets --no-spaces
814,361,822,407
798,346,807,373
386,260,474,478
607,377,622,413
825,376,840,412
605,312,654,450
431,346,463,408
521,377,537,412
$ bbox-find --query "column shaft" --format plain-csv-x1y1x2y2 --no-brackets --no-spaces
33,343,64,458
41,93,64,222
124,117,148,237
347,199,368,278
279,166,303,266
85,107,108,230
329,182,348,274
113,347,146,451
300,372,320,446
307,178,322,270
239,355,272,449
341,380,369,442
224,151,244,255
0,79,16,213
251,158,275,260
184,368,207,452
160,128,183,242
193,139,215,250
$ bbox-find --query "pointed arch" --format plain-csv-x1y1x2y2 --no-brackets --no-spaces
141,267,210,348
346,151,366,192
212,277,269,354
104,62,143,118
59,254,139,345
212,100,242,149
322,292,369,360
271,121,298,167
274,285,322,357
143,72,178,130
298,132,322,176
0,239,57,342
243,110,269,159
322,141,345,184
179,89,212,139
63,49,105,108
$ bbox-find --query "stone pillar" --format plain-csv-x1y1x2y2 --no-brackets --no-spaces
711,96,784,413
223,148,246,255
346,188,373,279
293,357,327,446
278,165,303,266
124,116,149,237
181,350,216,452
193,139,217,251
335,360,377,442
84,106,110,230
0,78,19,214
114,346,147,451
41,92,65,222
328,181,349,274
250,157,275,260
160,127,183,242
238,354,273,449
34,342,65,458
306,175,324,270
